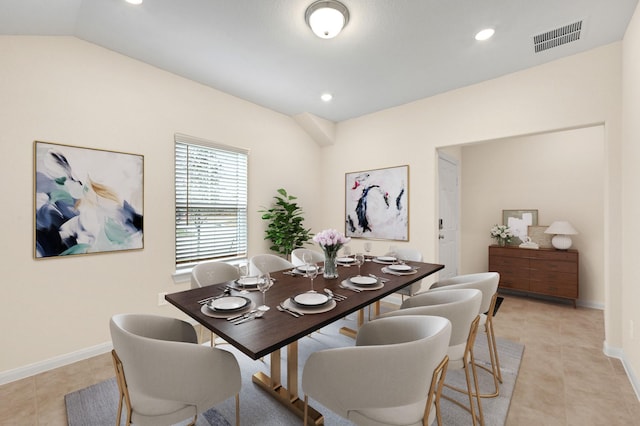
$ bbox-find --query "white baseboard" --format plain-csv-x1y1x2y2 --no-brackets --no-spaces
0,342,113,386
603,341,640,401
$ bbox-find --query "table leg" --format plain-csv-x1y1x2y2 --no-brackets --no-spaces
339,308,365,339
251,341,324,425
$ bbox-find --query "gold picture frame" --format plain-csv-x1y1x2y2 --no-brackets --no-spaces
345,165,409,241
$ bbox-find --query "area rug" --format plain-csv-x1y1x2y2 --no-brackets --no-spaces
66,315,523,425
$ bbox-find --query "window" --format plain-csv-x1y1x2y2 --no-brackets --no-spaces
175,134,248,268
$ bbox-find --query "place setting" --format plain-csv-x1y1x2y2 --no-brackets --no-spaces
281,292,337,315
200,294,256,319
381,263,419,276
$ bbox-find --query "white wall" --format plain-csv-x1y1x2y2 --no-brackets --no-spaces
0,36,322,375
622,3,640,393
460,127,605,306
325,42,622,351
1,28,635,388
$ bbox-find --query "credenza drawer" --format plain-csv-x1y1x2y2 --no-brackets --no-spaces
489,245,579,306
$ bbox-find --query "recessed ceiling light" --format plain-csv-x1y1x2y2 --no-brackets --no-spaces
475,28,495,41
125,0,143,5
321,93,333,102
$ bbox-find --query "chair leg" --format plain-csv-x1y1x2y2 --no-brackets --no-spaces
111,350,133,426
304,395,309,426
442,316,484,426
424,355,448,426
474,293,503,398
235,393,240,426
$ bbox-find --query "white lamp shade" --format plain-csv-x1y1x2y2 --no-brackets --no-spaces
544,221,578,235
545,221,578,250
305,1,349,39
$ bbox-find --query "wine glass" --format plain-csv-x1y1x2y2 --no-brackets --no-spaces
257,272,272,311
363,242,372,259
343,246,352,258
354,252,365,276
237,260,249,294
306,260,318,292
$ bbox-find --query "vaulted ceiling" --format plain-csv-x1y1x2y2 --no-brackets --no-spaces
2,0,637,122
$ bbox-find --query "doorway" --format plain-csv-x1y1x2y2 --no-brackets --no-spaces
438,152,459,280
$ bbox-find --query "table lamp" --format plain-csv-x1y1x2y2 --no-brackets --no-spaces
544,221,578,250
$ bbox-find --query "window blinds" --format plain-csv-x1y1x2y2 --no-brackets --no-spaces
175,134,248,266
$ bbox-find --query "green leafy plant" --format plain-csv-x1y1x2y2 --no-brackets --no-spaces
260,188,312,258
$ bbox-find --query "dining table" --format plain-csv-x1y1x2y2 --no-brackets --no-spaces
165,257,444,425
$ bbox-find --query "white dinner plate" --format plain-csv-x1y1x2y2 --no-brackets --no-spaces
349,276,378,286
340,279,384,291
336,257,355,263
375,256,396,262
208,296,250,312
295,265,319,273
283,298,336,314
235,277,260,287
201,301,256,319
293,292,330,307
388,264,414,272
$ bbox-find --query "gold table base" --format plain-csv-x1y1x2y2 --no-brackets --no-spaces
251,341,324,425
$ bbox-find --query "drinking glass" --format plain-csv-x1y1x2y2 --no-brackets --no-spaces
257,273,272,311
364,242,372,259
355,252,365,276
237,260,249,294
343,246,352,258
306,261,318,292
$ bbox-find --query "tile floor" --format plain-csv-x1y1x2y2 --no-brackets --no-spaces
1,293,638,425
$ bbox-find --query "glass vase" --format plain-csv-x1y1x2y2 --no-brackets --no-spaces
498,239,506,247
323,251,339,279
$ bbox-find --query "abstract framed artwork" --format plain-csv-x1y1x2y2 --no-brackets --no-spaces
502,209,538,245
345,165,409,241
34,141,144,258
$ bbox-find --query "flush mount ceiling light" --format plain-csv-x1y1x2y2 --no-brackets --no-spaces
321,93,333,102
305,0,350,39
475,28,495,41
125,0,143,4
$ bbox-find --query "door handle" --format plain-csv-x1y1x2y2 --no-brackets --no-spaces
439,234,445,239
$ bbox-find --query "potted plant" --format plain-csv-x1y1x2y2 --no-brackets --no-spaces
260,188,311,258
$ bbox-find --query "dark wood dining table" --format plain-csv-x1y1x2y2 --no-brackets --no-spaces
165,258,444,425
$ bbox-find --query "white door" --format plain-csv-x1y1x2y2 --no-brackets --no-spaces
438,153,459,280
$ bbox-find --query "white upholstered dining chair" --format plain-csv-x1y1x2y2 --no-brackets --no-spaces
430,272,502,398
190,260,241,345
109,314,241,426
249,253,294,275
302,315,451,426
190,260,240,289
386,246,425,298
291,248,324,267
381,288,484,425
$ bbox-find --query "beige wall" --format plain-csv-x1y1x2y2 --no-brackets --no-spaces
325,42,623,362
622,3,640,391
460,127,605,306
0,36,323,375
1,20,637,393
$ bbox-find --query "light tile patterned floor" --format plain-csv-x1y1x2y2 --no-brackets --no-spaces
1,294,638,425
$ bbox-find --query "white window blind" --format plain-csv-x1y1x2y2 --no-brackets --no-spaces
175,134,248,267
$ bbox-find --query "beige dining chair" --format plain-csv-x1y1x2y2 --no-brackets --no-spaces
386,246,425,298
190,260,241,345
302,315,452,426
291,248,324,267
109,314,241,426
249,253,294,275
381,288,485,426
191,260,240,289
430,272,502,398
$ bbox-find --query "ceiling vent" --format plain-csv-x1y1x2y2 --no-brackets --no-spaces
533,21,582,53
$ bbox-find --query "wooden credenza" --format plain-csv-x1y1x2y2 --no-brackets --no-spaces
488,245,579,306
